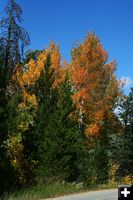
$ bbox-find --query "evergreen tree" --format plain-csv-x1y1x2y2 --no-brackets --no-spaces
117,88,133,178
0,0,30,86
34,53,57,180
35,54,86,182
0,0,30,194
94,123,110,184
83,125,110,186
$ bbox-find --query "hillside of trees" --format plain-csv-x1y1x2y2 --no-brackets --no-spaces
0,0,133,197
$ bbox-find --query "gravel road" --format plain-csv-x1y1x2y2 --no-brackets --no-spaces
44,189,118,200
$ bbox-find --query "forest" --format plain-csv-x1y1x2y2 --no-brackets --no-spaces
0,0,133,199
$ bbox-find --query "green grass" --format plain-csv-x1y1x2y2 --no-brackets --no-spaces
96,182,118,190
2,182,83,200
1,182,118,200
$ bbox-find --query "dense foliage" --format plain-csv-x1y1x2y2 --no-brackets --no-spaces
0,0,132,197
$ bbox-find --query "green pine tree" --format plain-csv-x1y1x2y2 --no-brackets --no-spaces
34,55,86,182
0,0,30,194
117,88,133,178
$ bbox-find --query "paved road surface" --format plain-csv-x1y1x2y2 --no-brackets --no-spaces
44,189,117,200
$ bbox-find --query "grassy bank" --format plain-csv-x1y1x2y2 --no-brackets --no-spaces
1,182,118,200
1,182,83,200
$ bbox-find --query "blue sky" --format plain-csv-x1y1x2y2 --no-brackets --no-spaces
1,0,133,94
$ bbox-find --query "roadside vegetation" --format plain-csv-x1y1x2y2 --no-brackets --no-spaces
0,182,118,200
0,1,133,200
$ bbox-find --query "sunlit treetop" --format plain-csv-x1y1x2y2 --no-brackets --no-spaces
13,42,63,106
70,33,121,136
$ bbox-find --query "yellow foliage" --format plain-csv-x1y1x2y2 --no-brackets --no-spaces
8,42,65,183
121,176,133,185
13,41,63,106
109,163,119,184
6,133,37,184
6,133,25,183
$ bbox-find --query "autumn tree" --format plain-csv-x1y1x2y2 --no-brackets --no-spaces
70,33,121,184
14,42,61,106
71,33,120,136
0,3,126,191
3,42,63,187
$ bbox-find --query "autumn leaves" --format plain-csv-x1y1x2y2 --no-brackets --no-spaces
15,33,120,138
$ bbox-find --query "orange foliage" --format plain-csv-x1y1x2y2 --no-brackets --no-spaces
70,33,120,136
13,34,121,137
21,42,61,87
85,123,101,136
14,42,63,106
